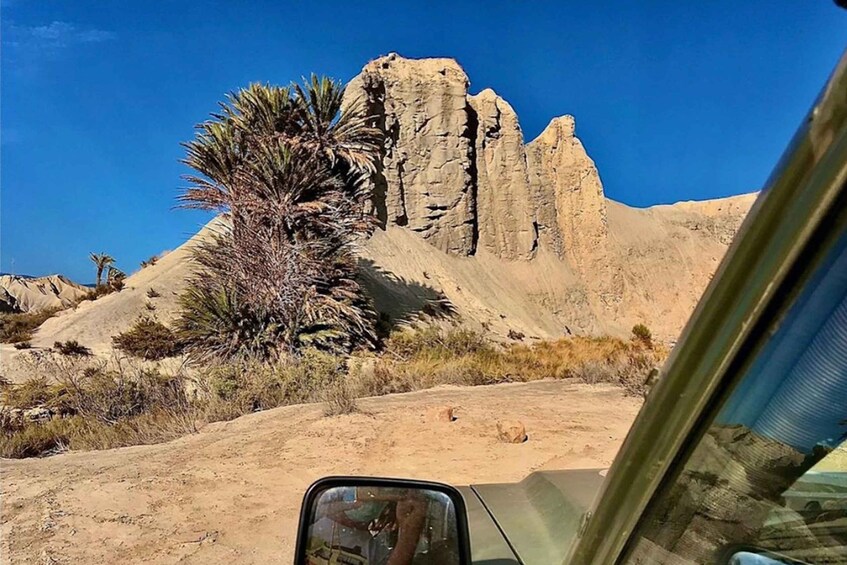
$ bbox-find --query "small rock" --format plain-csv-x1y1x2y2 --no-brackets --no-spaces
430,406,457,422
497,420,527,443
24,407,52,423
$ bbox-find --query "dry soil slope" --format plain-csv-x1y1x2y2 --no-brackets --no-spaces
361,193,756,342
28,221,224,355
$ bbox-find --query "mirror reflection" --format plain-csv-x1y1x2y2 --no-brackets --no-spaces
303,485,461,565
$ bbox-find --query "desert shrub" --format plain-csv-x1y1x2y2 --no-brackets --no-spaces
140,256,159,269
568,346,660,396
356,327,509,394
0,417,81,458
112,317,182,360
632,323,653,348
146,288,161,299
322,379,358,416
0,307,60,343
60,366,189,425
1,376,52,408
77,284,114,303
198,348,346,422
67,409,196,451
53,340,91,356
13,341,32,350
507,329,525,341
385,326,491,360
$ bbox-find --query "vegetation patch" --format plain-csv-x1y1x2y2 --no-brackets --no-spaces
53,340,92,356
354,327,665,397
0,327,665,459
631,323,653,348
112,317,183,360
0,307,60,343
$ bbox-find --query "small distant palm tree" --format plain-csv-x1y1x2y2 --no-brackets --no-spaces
89,253,115,288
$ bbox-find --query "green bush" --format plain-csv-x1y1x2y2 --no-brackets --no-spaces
112,317,182,360
631,324,653,347
0,307,59,343
53,340,91,356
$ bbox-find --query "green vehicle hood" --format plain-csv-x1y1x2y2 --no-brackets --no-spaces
461,469,606,565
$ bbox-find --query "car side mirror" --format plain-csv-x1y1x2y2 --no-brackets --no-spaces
294,476,472,565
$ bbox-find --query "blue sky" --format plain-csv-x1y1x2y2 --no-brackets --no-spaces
2,1,845,282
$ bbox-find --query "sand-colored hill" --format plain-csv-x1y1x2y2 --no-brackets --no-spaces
24,192,754,357
0,274,89,313
0,380,642,564
27,223,222,356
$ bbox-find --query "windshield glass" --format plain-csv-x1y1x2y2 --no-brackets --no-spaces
624,231,847,563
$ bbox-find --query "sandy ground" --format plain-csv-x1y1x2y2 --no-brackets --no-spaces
0,380,641,564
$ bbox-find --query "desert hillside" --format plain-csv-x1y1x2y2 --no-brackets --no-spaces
21,54,755,356
0,275,89,314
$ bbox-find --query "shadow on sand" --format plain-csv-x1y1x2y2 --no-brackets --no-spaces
358,258,456,334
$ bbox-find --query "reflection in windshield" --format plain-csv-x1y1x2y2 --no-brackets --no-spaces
625,234,847,563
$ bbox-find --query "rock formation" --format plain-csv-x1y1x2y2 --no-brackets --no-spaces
344,54,477,254
526,115,610,272
345,53,615,272
0,274,89,313
469,89,536,259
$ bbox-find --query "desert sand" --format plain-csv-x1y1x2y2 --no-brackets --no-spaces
0,379,641,564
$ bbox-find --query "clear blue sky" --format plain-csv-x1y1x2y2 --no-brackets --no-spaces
2,1,845,282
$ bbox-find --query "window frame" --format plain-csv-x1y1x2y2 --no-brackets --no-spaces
566,51,847,565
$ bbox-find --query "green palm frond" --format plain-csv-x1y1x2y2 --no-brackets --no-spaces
177,79,382,360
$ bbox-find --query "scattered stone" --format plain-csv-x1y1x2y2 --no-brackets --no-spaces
507,329,525,341
24,407,53,423
431,406,457,422
497,420,527,443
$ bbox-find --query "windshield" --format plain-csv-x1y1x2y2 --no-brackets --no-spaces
623,230,847,563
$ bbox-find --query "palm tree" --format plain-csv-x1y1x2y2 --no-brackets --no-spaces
106,266,126,290
177,78,381,360
89,253,114,288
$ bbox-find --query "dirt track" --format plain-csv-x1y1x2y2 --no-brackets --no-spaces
0,380,641,564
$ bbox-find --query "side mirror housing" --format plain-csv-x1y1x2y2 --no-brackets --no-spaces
295,476,472,565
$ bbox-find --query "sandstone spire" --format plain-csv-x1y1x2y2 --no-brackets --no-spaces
526,115,609,272
344,53,477,255
468,88,536,259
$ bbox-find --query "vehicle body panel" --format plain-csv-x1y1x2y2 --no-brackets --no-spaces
464,470,605,565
